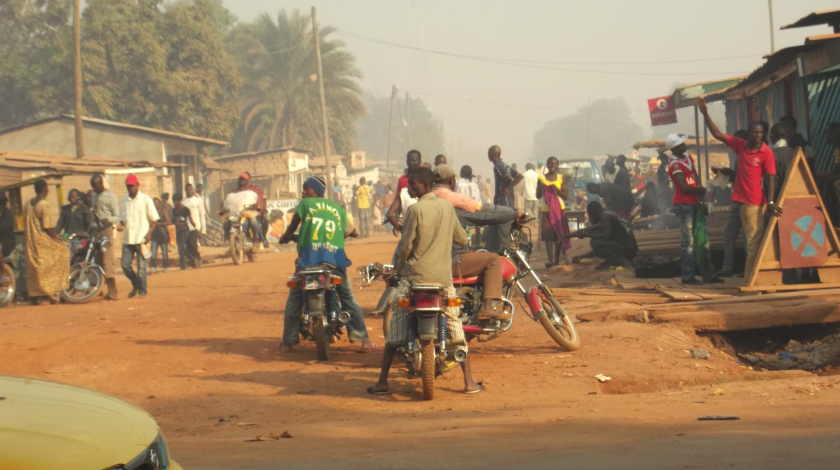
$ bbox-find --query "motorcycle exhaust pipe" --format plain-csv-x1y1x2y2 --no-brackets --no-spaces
338,311,352,324
453,349,467,363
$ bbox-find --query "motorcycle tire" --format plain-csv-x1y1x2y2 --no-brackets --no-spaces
421,339,435,401
60,264,103,304
229,233,244,265
537,288,580,351
312,316,331,361
0,264,15,307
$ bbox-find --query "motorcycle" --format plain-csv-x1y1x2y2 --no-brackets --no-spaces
61,230,107,304
282,235,352,361
220,208,258,265
392,282,466,400
0,260,16,308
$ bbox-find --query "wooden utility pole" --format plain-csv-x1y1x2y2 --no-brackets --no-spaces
73,0,84,159
405,92,411,151
768,0,776,53
312,6,333,200
386,85,396,169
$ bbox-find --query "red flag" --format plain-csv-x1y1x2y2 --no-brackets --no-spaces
648,96,677,126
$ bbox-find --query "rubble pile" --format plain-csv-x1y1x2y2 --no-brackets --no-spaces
742,334,840,371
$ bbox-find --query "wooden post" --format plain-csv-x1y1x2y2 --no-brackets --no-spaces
311,6,333,200
73,0,84,159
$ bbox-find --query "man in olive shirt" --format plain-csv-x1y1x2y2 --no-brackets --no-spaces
565,202,638,269
90,174,121,300
369,167,484,395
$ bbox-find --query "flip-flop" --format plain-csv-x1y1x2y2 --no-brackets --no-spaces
465,382,485,394
278,345,294,353
367,386,392,395
358,344,382,353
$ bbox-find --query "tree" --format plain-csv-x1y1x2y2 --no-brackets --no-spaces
0,0,74,128
532,98,645,160
355,91,446,165
227,9,363,156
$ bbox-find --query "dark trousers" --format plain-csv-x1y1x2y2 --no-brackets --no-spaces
121,244,147,293
452,252,503,300
590,239,634,267
150,236,169,270
176,230,201,269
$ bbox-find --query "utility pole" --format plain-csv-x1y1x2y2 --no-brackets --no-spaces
768,0,776,53
386,85,396,170
585,98,591,157
312,6,333,200
405,92,411,151
73,0,84,159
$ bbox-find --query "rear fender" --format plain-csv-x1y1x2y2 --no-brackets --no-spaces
416,313,439,341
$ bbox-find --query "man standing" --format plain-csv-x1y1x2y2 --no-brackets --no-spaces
91,174,121,300
566,202,637,270
385,150,422,236
172,193,200,269
699,97,779,282
223,174,268,248
586,181,635,220
488,145,522,252
161,193,173,222
119,174,159,298
55,189,92,238
664,133,719,285
522,163,540,217
369,167,483,395
613,155,631,190
182,183,206,250
434,154,447,166
355,177,372,238
149,197,171,274
780,115,814,170
455,165,482,203
601,159,617,183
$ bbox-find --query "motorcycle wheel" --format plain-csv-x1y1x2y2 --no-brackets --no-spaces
60,264,103,304
229,233,244,265
0,264,15,307
537,287,580,351
421,339,436,401
312,316,331,361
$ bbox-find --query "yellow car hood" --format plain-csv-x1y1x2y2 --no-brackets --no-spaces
0,375,159,470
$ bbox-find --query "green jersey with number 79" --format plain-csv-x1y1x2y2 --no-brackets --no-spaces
294,197,351,270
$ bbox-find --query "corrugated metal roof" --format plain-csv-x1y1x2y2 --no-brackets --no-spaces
0,150,182,173
215,147,312,161
671,77,746,108
781,9,840,31
716,43,824,100
633,137,724,150
0,115,228,146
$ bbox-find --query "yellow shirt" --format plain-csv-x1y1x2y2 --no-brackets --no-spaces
538,174,565,211
355,184,371,209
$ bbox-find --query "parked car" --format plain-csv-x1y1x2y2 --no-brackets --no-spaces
0,374,182,470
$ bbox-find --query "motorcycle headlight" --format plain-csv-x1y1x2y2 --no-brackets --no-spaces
228,215,238,222
120,433,170,470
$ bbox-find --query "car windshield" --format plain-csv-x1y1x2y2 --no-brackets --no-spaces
558,161,596,180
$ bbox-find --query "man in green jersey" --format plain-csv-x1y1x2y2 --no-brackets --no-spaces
278,176,380,353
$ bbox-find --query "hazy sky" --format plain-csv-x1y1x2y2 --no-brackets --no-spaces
222,0,838,166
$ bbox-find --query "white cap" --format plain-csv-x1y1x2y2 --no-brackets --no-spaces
664,133,689,151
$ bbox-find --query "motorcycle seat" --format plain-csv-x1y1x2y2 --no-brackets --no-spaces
453,276,481,285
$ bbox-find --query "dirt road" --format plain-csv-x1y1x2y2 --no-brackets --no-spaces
3,234,840,469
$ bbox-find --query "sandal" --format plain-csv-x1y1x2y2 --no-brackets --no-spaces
367,385,392,396
358,343,382,353
465,382,486,394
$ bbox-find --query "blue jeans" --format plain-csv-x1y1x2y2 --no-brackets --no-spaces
121,244,147,293
673,203,715,282
282,271,370,346
150,239,169,270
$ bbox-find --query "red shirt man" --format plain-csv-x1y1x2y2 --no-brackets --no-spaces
726,136,776,206
668,153,700,205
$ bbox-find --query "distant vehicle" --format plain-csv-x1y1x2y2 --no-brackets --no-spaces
0,374,182,470
556,158,604,204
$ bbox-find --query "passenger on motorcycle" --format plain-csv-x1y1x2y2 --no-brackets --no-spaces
278,175,380,353
432,164,510,320
368,167,484,395
221,173,269,248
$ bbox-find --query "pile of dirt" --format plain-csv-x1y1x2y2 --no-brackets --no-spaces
742,334,840,371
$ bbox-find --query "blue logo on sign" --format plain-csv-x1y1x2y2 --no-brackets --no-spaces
791,216,824,258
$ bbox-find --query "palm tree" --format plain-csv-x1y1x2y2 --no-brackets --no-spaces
229,10,363,155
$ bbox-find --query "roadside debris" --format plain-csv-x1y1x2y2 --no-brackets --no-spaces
594,374,612,382
247,431,292,441
688,349,710,360
741,335,840,371
698,416,739,421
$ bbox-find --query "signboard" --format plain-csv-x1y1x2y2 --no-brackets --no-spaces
350,151,366,169
647,96,677,127
778,197,828,268
265,198,300,242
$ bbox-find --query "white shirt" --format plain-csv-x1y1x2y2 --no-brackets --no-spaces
522,169,539,201
182,195,206,233
120,191,159,245
455,178,482,203
399,187,417,219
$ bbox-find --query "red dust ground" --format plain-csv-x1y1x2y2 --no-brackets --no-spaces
3,234,840,469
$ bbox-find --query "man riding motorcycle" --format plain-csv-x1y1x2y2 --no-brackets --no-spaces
278,176,380,353
432,164,514,320
221,173,269,248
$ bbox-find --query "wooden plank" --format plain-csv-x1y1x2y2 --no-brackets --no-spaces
646,288,840,308
740,282,840,292
690,290,734,300
656,288,704,301
650,298,840,331
567,294,671,304
646,278,683,289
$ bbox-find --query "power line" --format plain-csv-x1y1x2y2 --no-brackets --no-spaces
399,87,646,112
336,30,755,76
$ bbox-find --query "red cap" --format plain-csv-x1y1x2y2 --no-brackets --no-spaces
239,172,250,180
125,174,139,186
